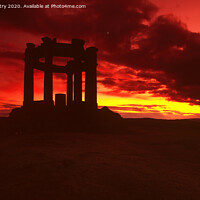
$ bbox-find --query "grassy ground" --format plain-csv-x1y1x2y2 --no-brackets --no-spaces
0,119,200,200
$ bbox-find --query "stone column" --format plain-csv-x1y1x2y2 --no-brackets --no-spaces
67,71,73,106
42,37,54,106
85,47,98,109
74,62,82,104
23,43,35,108
71,39,85,106
44,59,53,106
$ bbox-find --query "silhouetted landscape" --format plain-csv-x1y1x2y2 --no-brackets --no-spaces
1,117,200,199
1,35,200,199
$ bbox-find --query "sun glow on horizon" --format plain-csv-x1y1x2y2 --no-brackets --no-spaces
97,92,200,119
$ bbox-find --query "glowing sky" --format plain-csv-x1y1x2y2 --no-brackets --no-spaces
152,0,200,32
1,0,200,118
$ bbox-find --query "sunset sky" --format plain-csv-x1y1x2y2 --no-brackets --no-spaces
1,0,200,118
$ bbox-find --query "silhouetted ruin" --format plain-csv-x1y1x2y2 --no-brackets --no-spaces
23,37,97,111
9,37,123,133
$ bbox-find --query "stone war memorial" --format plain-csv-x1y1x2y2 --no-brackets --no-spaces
9,37,122,133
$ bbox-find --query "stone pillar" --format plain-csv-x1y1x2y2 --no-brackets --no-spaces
74,64,82,103
85,47,98,109
67,71,73,106
44,62,53,105
23,43,35,108
71,39,85,106
42,37,54,106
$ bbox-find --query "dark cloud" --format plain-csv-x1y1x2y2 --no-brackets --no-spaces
0,0,158,47
99,78,116,87
101,14,200,104
101,104,166,112
0,51,23,60
0,102,20,117
138,15,200,103
0,102,19,109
